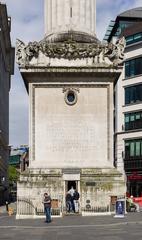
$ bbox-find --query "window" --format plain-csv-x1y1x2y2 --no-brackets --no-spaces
125,111,142,131
125,84,142,105
126,35,134,44
125,57,142,78
65,90,77,106
125,139,142,160
130,142,135,157
126,32,142,46
67,92,75,103
136,142,141,156
118,21,132,35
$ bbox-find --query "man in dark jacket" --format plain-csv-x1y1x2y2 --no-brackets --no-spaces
66,191,72,213
43,192,52,223
74,190,80,200
73,190,80,213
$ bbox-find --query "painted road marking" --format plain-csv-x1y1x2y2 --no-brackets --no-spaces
0,221,142,230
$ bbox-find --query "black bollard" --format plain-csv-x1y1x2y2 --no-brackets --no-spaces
5,201,9,212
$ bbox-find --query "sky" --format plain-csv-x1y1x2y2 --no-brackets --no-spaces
2,0,142,147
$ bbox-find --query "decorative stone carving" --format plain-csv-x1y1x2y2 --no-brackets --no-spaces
16,39,26,66
62,87,80,94
16,37,125,67
63,87,80,106
16,39,40,66
104,37,126,66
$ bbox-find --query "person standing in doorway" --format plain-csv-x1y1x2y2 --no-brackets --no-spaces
69,186,75,196
66,191,72,213
69,186,75,212
43,192,52,223
73,189,80,213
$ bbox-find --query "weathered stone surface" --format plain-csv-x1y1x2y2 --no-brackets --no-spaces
16,0,126,218
16,37,125,67
44,0,96,38
17,168,125,216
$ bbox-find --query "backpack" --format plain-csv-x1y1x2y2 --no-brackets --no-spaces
74,191,80,200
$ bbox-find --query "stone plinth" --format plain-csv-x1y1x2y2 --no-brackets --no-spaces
16,36,126,218
16,168,125,218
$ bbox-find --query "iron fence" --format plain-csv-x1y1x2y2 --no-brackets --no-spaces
17,196,63,217
81,192,111,215
17,192,116,217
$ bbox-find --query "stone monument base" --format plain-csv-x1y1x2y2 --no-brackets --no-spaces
16,168,125,219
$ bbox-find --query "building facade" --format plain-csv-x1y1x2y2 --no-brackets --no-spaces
0,3,15,205
104,7,142,197
9,146,29,171
16,0,125,218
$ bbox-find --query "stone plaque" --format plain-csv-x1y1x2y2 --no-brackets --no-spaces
86,182,96,187
33,86,110,169
63,174,80,181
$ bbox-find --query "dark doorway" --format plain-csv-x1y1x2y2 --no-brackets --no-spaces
67,181,76,191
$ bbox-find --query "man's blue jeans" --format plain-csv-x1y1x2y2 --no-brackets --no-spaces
44,207,51,222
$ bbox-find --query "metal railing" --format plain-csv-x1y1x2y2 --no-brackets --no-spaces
81,192,111,215
17,197,35,216
17,196,63,217
82,206,109,213
17,192,115,217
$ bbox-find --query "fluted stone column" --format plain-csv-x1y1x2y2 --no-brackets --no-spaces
44,0,96,36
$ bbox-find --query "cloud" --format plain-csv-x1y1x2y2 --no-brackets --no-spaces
4,0,44,147
4,0,44,43
3,0,142,146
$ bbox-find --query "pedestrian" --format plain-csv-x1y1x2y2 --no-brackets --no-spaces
68,186,75,212
73,190,80,213
66,191,72,213
42,192,52,223
68,186,75,197
130,195,140,212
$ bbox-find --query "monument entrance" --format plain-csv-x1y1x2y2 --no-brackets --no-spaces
67,181,77,191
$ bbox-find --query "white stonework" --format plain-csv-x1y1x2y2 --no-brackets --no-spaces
16,0,126,218
45,0,96,37
31,84,113,169
16,58,126,218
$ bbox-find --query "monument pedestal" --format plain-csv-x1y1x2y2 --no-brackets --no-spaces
16,168,125,218
16,24,126,218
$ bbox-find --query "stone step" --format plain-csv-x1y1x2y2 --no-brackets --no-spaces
64,212,81,216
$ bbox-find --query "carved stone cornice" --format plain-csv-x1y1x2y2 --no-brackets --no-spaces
16,37,125,68
62,87,80,93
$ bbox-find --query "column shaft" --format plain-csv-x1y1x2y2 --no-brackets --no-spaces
44,0,96,36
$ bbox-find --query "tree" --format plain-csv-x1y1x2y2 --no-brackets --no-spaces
8,166,19,184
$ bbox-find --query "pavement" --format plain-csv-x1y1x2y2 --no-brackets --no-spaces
0,202,16,214
0,210,142,240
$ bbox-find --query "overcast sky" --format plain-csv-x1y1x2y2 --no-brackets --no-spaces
3,0,142,147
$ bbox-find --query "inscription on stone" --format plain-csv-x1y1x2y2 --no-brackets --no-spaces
35,87,108,167
86,182,96,187
45,114,97,154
